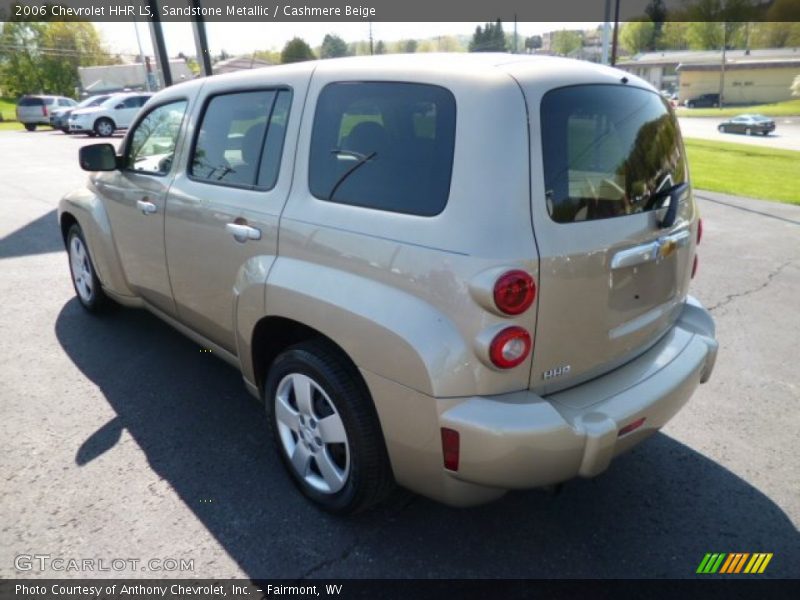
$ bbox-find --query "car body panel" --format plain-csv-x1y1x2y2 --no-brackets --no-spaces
17,95,75,125
59,54,717,507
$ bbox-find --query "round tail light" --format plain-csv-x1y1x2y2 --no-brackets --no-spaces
489,326,532,369
493,270,536,315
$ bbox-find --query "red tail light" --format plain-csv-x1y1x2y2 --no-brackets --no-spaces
697,218,703,245
691,255,699,279
489,326,532,369
440,428,460,471
42,105,48,117
493,270,536,315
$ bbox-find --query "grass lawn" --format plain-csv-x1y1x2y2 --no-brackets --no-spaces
676,98,800,118
0,97,23,130
684,138,800,205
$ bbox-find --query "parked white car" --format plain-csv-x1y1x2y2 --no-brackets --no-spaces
68,92,153,137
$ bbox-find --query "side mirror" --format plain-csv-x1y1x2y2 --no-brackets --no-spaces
79,144,119,171
115,104,125,109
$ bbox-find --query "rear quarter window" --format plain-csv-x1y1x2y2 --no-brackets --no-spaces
18,97,44,107
309,82,456,217
541,84,687,224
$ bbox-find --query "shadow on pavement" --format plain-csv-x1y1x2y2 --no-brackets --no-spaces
0,209,63,259
54,300,800,578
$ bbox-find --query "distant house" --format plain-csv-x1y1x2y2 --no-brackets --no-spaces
617,47,800,103
213,56,274,75
78,59,193,95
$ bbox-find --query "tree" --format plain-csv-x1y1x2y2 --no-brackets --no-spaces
749,22,800,48
0,21,116,97
620,21,656,55
320,33,349,59
374,40,386,55
645,0,667,49
469,20,507,52
280,37,315,64
524,35,542,53
658,22,690,50
402,39,418,53
551,30,582,56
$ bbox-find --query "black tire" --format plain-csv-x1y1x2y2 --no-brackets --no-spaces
718,125,726,133
762,131,769,136
687,102,694,108
66,223,108,313
24,123,36,132
265,340,395,514
94,117,115,137
746,128,752,136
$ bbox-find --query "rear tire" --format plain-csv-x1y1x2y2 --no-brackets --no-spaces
66,224,108,313
718,125,726,133
265,340,395,514
94,118,115,137
24,123,36,132
746,128,753,136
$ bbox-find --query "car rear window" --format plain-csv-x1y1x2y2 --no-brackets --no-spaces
309,82,456,216
18,97,44,107
541,84,687,224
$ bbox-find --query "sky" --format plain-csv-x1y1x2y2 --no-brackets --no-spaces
96,21,603,57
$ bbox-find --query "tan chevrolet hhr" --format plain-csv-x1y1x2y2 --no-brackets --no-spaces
59,54,718,513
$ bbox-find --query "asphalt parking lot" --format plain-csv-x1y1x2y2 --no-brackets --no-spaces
678,116,800,151
1,128,798,579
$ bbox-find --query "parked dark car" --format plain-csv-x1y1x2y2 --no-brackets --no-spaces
718,114,776,136
50,94,111,133
684,93,720,108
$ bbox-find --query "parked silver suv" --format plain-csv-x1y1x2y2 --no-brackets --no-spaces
59,54,717,513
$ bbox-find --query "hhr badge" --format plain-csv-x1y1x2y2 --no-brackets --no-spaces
543,365,571,380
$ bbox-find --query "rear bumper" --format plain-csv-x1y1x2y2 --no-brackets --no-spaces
366,296,717,507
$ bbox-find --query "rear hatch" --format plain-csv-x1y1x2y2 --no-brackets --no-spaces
17,96,52,122
506,65,697,394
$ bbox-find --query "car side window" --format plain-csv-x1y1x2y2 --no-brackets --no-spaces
309,82,456,216
190,89,291,190
124,100,188,176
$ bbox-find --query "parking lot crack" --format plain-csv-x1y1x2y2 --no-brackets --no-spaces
708,260,794,313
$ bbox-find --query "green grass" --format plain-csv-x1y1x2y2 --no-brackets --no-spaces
684,138,800,205
0,97,15,120
0,97,22,130
676,98,800,118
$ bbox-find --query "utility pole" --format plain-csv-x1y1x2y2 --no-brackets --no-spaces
514,14,518,54
146,0,172,88
132,18,150,91
190,0,213,77
610,0,621,66
719,22,727,109
601,0,611,64
369,21,374,55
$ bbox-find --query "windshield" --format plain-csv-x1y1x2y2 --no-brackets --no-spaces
541,84,687,224
78,95,109,108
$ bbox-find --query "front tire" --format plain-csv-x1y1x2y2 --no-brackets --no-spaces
718,125,726,133
265,340,394,514
66,224,108,313
746,128,753,136
94,117,115,137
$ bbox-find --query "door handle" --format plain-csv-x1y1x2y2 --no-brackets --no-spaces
226,222,261,242
136,199,157,215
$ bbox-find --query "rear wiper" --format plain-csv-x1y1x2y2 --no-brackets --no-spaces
327,149,377,201
654,182,689,228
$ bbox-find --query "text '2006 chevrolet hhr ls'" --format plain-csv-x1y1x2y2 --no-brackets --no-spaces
60,53,718,513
